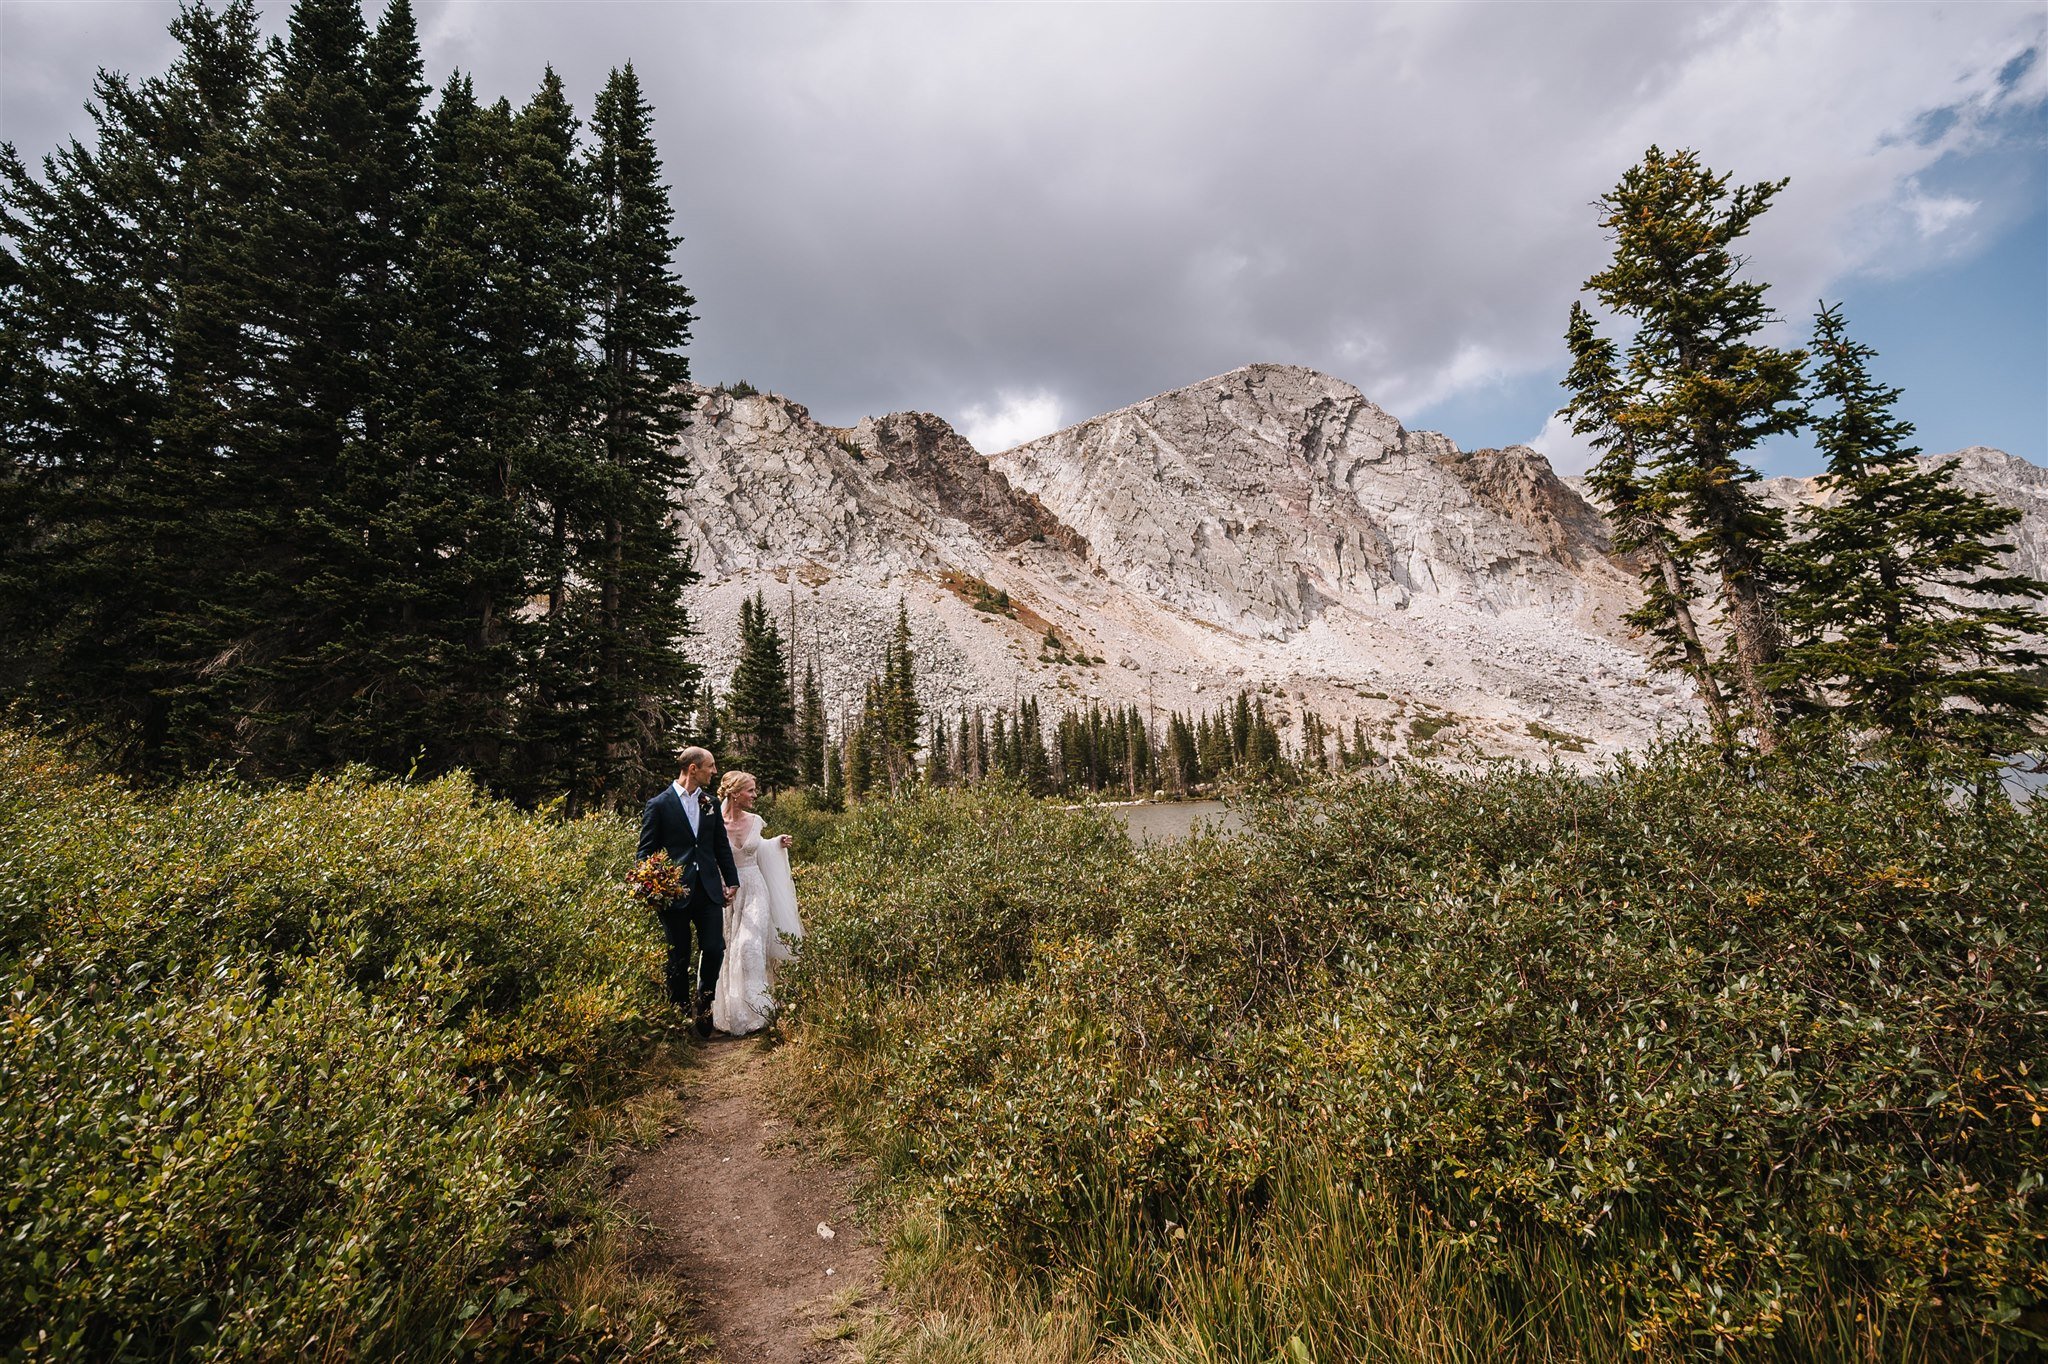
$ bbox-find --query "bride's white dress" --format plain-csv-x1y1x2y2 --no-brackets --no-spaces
712,811,803,1035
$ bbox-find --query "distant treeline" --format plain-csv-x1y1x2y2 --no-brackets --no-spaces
699,593,1372,803
0,0,697,813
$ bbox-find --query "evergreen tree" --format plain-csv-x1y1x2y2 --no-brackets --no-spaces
1165,714,1199,792
797,660,828,789
1020,697,1052,795
1562,301,1736,751
1247,696,1282,774
881,600,922,788
1770,304,2047,762
685,679,722,750
0,0,268,774
1570,147,1804,751
845,701,876,800
1196,712,1227,781
724,592,799,791
568,62,698,807
228,0,392,773
1299,711,1329,773
925,715,951,786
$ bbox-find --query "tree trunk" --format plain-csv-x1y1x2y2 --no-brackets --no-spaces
1647,538,1737,752
1719,570,1781,753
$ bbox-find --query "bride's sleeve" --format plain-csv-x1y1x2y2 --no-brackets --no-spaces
754,835,804,958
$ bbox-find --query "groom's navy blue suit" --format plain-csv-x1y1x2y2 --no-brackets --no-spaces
637,783,740,1009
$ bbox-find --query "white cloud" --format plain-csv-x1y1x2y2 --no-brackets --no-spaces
958,390,1065,455
1905,189,1979,239
4,1,2042,449
1526,411,1602,480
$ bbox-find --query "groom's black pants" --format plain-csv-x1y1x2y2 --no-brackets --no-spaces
657,890,724,1006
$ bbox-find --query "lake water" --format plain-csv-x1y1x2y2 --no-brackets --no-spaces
1085,799,1243,843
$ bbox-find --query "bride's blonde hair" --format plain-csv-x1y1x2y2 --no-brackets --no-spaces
718,770,756,802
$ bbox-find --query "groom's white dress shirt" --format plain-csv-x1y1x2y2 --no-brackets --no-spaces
674,780,700,836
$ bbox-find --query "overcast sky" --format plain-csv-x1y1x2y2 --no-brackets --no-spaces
4,1,2043,474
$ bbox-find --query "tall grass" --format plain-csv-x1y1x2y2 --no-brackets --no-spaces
779,756,2048,1361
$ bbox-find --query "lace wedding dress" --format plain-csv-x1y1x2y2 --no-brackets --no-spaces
711,811,803,1035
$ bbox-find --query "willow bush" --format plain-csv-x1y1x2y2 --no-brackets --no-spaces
0,732,665,1360
781,752,2048,1359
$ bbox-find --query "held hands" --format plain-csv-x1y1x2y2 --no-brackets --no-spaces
724,885,738,904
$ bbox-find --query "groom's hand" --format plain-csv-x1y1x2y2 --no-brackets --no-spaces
724,886,738,904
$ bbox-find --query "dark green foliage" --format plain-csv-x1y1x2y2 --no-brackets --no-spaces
0,0,268,776
797,660,829,790
783,750,2048,1357
833,605,928,799
0,730,665,1359
1562,301,1736,750
724,592,800,792
1566,147,1804,749
0,7,699,812
782,784,1127,995
1771,305,2048,764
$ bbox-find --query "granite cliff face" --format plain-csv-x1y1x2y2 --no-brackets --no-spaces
668,366,2041,764
985,365,1628,632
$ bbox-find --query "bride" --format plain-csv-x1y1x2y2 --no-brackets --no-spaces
711,770,804,1036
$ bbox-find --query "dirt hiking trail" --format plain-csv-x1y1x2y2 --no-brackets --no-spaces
620,1035,881,1363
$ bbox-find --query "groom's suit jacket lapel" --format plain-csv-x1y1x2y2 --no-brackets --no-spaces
673,787,725,899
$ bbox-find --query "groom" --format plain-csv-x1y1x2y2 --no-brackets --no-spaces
638,746,739,1038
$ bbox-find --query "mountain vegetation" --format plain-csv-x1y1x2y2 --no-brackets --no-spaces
0,0,698,812
699,595,1346,805
4,9,2046,1354
781,755,2047,1360
1563,146,2046,768
0,729,690,1360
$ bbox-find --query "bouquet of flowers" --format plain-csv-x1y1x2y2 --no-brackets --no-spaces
625,851,688,909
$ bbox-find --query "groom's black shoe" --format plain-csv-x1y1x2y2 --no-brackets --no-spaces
692,990,715,1040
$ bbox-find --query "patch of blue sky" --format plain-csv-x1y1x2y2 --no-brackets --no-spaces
1419,89,2046,480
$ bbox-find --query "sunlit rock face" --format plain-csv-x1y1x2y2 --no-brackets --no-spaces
987,363,1625,634
668,369,2040,765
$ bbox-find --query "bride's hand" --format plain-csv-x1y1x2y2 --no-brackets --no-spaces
778,834,793,848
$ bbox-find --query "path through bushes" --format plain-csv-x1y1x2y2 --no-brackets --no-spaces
622,1038,880,1363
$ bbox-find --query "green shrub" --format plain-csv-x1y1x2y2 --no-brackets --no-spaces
3,955,549,1360
0,733,654,1065
783,746,2048,1358
759,787,849,864
0,731,667,1359
780,782,1130,1003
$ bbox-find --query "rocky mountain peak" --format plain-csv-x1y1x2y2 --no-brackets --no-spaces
847,409,1087,555
987,363,1622,633
668,367,2043,768
1432,444,1615,565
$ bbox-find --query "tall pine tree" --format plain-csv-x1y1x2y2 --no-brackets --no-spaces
1771,304,2047,763
1562,301,1737,752
567,62,698,809
1569,147,1804,751
724,592,799,792
0,0,268,773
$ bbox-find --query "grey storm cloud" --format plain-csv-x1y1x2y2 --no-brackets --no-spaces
4,1,2044,461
